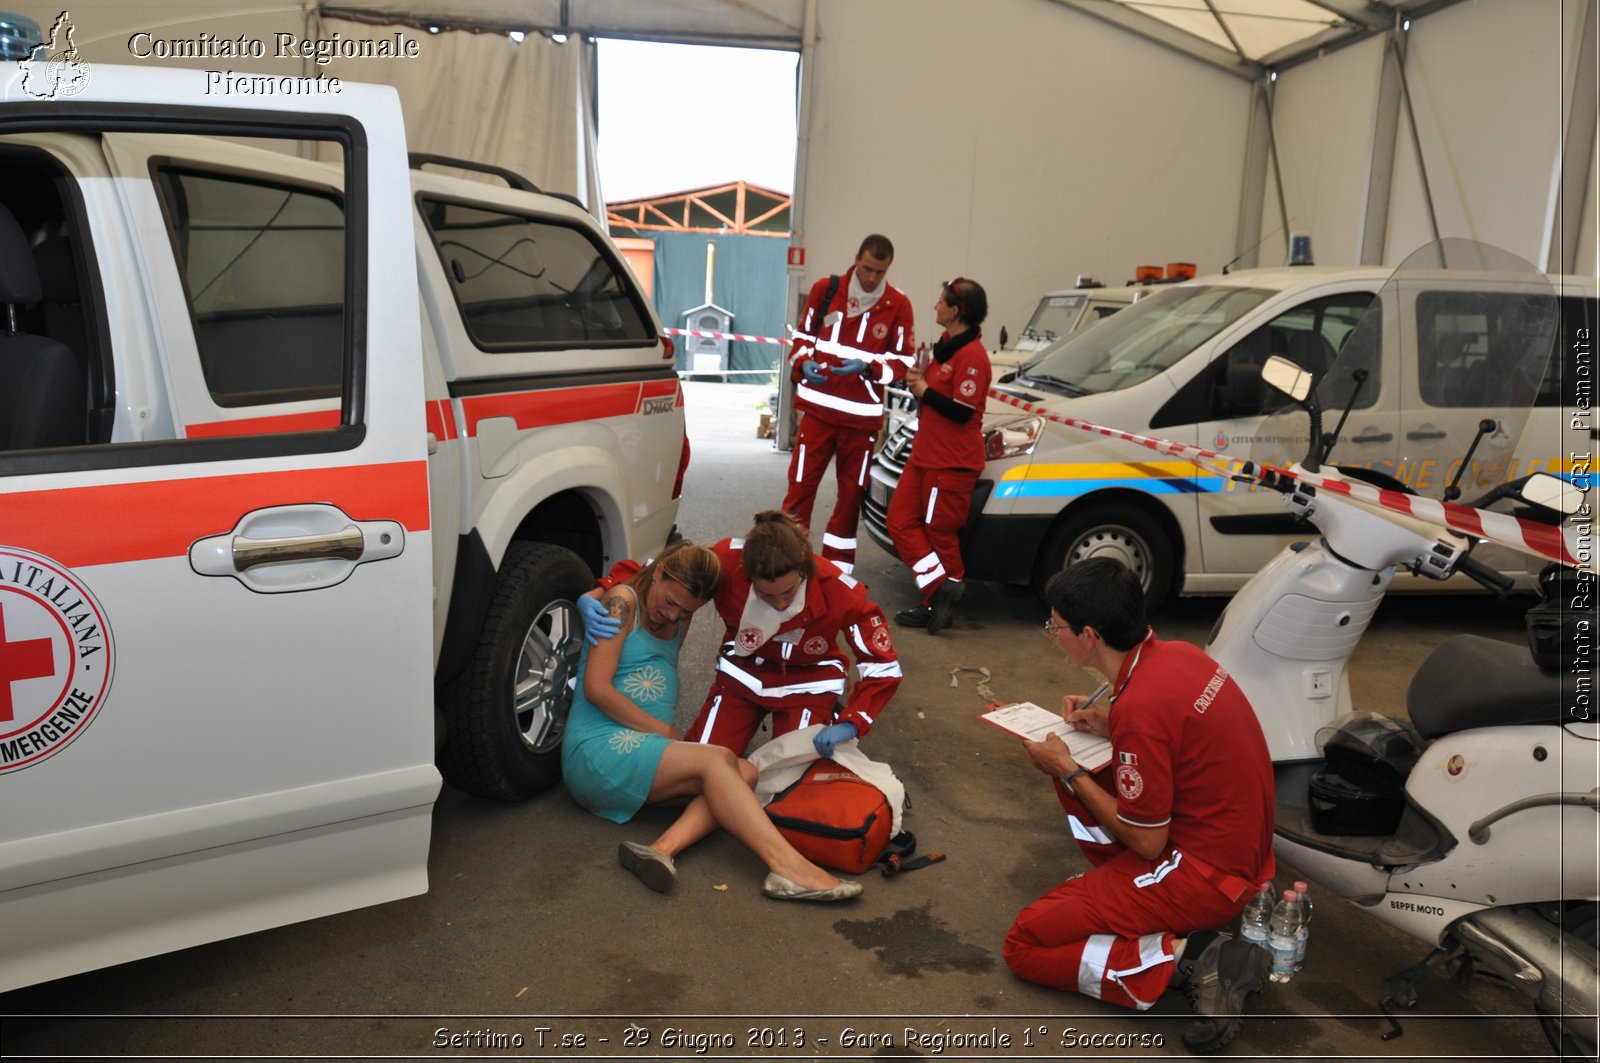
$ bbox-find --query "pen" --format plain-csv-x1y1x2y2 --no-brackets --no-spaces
1083,680,1111,706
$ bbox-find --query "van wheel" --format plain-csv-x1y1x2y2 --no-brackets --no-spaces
1037,505,1174,613
441,541,593,801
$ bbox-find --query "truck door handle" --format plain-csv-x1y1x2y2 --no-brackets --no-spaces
190,503,405,593
231,526,365,569
1406,430,1447,441
1351,431,1393,444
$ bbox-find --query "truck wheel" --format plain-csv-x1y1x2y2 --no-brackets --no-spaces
1037,505,1174,614
441,541,593,801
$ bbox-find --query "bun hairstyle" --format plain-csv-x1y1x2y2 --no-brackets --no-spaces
944,277,989,327
743,510,815,582
629,538,721,602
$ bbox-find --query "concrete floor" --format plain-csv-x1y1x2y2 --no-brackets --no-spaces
0,382,1563,1060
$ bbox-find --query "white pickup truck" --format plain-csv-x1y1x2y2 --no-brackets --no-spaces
0,62,687,990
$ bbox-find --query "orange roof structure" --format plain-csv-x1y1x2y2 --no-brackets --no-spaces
606,180,791,236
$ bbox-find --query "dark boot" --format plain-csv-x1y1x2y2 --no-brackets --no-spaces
1182,933,1270,1054
894,605,932,628
926,579,965,635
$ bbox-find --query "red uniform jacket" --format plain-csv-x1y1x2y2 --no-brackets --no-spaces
789,266,915,432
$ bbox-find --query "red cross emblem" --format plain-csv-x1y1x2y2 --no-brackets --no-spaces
0,604,55,723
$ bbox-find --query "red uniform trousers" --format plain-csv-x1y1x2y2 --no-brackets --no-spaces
782,414,875,572
1002,771,1251,1010
885,463,977,604
684,675,840,756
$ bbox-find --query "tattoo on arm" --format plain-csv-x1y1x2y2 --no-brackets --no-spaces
602,590,634,633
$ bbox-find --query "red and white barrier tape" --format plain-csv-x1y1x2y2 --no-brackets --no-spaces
664,327,788,346
987,389,1595,573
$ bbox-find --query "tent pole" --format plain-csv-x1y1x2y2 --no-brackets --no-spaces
777,0,816,454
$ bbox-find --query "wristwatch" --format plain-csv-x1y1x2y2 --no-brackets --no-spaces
1060,767,1090,794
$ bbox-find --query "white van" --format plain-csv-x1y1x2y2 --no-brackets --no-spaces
864,262,1595,610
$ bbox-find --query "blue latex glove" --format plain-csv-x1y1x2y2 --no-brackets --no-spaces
832,358,867,376
812,722,858,758
800,359,829,387
577,592,620,645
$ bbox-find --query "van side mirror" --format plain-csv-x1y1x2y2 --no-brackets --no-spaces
999,325,1009,349
1261,354,1313,404
1520,473,1584,516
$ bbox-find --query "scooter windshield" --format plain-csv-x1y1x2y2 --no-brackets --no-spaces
1254,239,1558,503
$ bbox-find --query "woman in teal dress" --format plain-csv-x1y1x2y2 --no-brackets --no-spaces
563,540,861,902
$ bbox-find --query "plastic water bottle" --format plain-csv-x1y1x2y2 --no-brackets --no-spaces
1267,889,1303,983
1292,880,1313,970
1238,884,1274,949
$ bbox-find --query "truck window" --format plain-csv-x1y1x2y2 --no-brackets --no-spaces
156,169,345,408
1021,293,1087,345
419,198,653,351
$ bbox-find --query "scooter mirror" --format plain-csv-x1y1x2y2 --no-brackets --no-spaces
1520,472,1585,516
1261,355,1313,404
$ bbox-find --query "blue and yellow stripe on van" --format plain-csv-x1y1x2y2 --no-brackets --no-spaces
994,460,1230,499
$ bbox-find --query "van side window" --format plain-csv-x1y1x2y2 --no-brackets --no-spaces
155,169,345,408
1537,294,1597,408
1152,293,1374,429
419,198,653,351
1416,290,1562,408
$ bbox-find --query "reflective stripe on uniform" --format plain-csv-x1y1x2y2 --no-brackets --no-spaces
1133,851,1183,889
823,532,856,550
795,381,884,418
912,550,945,589
716,657,847,698
1078,935,1115,999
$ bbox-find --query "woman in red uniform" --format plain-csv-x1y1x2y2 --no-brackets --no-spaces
887,277,991,635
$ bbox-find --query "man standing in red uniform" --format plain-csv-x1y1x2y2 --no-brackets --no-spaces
887,277,990,635
783,234,915,574
1002,557,1275,1053
685,511,901,758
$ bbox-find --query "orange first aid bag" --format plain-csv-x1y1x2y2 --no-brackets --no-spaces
763,758,893,873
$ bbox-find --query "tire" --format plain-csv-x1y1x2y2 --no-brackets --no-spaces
1536,903,1599,1062
1036,503,1175,614
440,541,593,801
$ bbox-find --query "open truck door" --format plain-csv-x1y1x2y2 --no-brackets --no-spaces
0,61,436,990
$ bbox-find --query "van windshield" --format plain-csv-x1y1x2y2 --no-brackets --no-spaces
1018,284,1271,395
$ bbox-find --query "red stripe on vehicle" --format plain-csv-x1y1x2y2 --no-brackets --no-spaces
425,399,460,441
460,382,644,435
1,461,431,569
185,410,342,438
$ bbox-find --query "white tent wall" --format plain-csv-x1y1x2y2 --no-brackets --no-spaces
1253,33,1381,267
6,4,595,201
1265,0,1595,274
795,0,1252,345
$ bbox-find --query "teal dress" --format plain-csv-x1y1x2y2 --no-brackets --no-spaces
561,615,684,823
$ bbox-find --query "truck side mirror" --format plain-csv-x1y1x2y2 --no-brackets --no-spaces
1261,354,1313,404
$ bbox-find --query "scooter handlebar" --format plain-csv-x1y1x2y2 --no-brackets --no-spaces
1453,552,1515,596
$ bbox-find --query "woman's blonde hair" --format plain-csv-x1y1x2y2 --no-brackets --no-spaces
742,510,814,582
628,538,721,602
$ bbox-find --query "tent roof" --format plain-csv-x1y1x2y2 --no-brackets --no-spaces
324,0,1461,75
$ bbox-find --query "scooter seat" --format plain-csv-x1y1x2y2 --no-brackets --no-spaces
1407,634,1575,739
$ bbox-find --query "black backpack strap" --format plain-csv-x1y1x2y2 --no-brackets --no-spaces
877,831,946,876
821,273,842,316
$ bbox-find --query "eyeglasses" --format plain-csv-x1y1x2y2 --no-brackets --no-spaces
1043,618,1072,637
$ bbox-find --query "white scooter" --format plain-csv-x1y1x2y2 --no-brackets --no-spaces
1200,241,1597,1057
